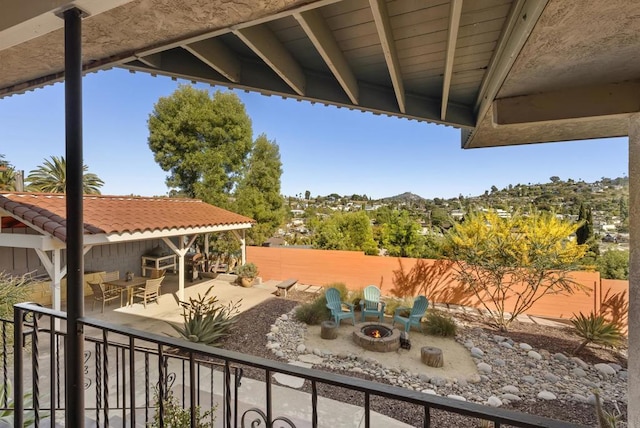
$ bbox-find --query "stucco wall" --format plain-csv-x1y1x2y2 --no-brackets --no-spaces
247,246,628,326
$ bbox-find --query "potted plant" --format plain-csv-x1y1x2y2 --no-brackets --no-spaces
236,262,258,287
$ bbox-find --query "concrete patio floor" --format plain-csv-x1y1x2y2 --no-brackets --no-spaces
80,272,280,339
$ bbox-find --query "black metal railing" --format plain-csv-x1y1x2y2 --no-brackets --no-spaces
2,303,587,427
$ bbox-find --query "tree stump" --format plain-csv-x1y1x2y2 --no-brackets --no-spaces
320,321,338,340
421,346,443,368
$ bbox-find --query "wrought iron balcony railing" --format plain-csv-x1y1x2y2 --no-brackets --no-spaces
1,303,586,427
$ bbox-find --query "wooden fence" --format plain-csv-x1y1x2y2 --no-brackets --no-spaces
247,246,629,327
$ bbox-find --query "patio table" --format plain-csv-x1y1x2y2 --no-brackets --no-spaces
104,277,147,307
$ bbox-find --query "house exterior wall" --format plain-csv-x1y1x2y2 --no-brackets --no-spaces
0,226,51,276
247,246,629,327
0,228,171,279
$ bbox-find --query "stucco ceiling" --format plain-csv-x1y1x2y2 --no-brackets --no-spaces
1,0,639,149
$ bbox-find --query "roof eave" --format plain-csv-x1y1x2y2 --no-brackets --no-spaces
83,223,254,245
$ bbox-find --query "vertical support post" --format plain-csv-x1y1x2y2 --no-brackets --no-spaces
628,114,640,428
13,306,24,427
52,249,62,312
63,7,85,427
178,237,185,301
241,229,246,265
204,234,210,271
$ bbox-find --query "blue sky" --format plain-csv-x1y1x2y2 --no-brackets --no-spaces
0,68,629,200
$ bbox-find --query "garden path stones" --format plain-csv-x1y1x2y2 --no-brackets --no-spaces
537,391,557,400
298,354,324,365
273,361,312,388
594,363,616,376
268,307,627,408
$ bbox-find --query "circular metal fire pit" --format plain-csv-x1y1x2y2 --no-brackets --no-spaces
352,322,401,352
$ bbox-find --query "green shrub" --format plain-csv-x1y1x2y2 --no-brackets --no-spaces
348,288,364,307
0,271,30,320
149,388,216,427
384,297,413,317
0,382,39,426
325,282,349,301
423,310,457,337
170,286,241,346
236,262,259,278
571,312,623,355
295,295,330,325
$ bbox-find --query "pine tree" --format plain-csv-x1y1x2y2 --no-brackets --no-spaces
576,203,593,245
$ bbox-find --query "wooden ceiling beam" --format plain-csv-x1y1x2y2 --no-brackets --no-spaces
295,9,359,105
369,0,405,114
183,38,241,83
441,0,463,121
234,24,306,96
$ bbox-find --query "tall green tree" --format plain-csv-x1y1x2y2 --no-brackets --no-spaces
376,209,424,258
147,86,253,207
234,134,285,245
444,210,586,331
26,155,104,194
314,211,377,255
597,250,629,280
575,203,593,245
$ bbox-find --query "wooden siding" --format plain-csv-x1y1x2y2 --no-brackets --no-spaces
247,246,628,327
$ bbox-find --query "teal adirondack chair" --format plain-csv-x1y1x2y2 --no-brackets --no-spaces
325,287,356,326
359,285,386,322
392,296,429,332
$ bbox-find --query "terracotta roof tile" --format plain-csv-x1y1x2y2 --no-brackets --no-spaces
0,193,254,242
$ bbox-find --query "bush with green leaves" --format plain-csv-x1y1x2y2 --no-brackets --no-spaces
348,288,364,307
295,295,330,325
236,262,258,279
0,271,30,320
384,297,414,317
0,382,39,426
148,388,216,428
423,310,457,337
170,286,241,346
571,312,623,355
326,282,349,301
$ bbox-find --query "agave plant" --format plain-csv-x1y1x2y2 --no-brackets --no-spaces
170,286,241,346
592,389,623,428
571,312,623,355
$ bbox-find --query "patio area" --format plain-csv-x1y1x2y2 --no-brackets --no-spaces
77,273,281,339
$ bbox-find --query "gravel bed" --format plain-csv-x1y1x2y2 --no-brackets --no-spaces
217,295,627,427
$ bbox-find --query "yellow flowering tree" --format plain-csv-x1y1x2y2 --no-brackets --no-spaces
444,210,587,331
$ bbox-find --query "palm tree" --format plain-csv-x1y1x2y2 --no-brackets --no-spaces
26,155,104,194
0,154,16,191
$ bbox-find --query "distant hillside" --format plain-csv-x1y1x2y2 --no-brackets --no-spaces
381,192,425,202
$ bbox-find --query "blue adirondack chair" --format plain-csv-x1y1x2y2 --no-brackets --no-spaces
359,285,386,322
325,287,356,326
392,296,429,332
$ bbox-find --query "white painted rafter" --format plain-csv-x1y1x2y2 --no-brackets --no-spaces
294,9,359,105
441,0,463,121
234,25,305,96
473,0,549,126
369,0,405,113
183,38,241,83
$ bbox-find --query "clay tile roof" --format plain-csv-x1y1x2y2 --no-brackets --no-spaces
0,192,254,242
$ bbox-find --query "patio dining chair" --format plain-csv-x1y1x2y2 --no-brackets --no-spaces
392,296,429,333
88,280,121,313
359,285,386,322
325,287,356,326
133,276,164,308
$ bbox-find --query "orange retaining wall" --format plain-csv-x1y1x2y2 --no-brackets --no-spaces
247,246,628,325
